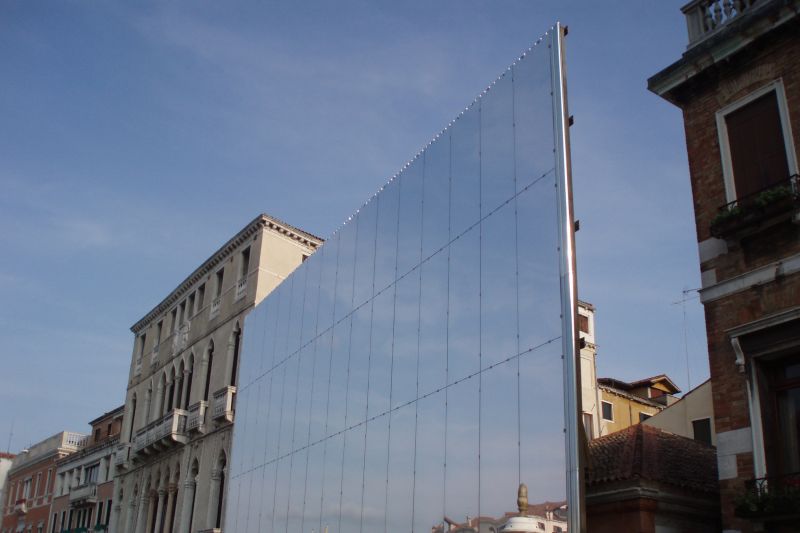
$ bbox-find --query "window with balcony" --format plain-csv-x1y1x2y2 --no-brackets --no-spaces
718,83,794,202
85,464,99,484
712,81,799,238
215,268,224,299
240,247,250,279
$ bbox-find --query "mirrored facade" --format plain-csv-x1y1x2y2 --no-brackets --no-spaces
227,26,575,533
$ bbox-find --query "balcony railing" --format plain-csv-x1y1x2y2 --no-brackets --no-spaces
736,472,800,519
150,344,159,366
134,356,142,376
13,498,27,515
132,409,188,455
683,0,759,46
710,174,799,238
69,482,97,504
172,323,190,355
210,296,221,319
235,277,247,301
114,442,131,470
186,401,208,434
212,386,236,423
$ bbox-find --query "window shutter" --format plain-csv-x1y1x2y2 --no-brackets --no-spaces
725,91,790,199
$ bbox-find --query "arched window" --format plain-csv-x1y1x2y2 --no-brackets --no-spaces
145,383,153,423
157,374,167,417
168,467,179,533
184,354,195,409
167,367,176,412
176,360,185,409
203,341,214,402
206,451,227,529
187,460,200,533
229,323,241,387
214,452,226,529
127,394,137,442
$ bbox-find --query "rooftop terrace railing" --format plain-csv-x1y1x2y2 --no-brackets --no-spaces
683,0,759,45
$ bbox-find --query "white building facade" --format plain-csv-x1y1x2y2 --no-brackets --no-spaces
111,214,321,533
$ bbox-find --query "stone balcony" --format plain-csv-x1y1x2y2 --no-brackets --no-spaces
69,482,97,504
212,386,236,423
235,277,247,301
210,296,221,319
114,442,131,470
186,401,208,434
172,323,190,356
132,409,188,456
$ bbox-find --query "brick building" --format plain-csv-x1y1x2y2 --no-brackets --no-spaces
1,433,86,533
585,424,719,532
50,407,123,533
649,0,800,530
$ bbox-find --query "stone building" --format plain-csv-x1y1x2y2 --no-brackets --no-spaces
111,214,321,533
0,453,15,523
50,407,123,533
1,433,86,533
649,0,800,530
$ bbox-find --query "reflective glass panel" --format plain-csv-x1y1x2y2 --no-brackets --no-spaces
228,27,572,533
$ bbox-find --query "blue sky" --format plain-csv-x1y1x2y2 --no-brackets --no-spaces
0,1,708,450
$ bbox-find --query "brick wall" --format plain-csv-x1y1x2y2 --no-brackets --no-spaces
670,19,800,533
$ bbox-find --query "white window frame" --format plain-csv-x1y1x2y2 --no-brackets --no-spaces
715,79,798,204
601,400,614,422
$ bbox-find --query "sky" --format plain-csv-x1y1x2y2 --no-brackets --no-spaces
0,1,709,451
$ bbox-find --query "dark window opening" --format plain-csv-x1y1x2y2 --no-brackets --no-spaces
601,401,613,421
692,418,712,446
578,314,589,334
757,352,800,477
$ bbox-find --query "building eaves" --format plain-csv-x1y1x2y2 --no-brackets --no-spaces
599,384,665,409
647,0,800,104
131,213,323,334
628,374,681,394
87,404,125,426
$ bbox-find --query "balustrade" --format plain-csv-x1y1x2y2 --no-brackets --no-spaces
212,386,236,423
683,0,757,45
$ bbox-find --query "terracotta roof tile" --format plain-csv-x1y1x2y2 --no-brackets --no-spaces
586,424,718,494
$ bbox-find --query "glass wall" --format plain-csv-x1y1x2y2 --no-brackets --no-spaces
228,26,573,533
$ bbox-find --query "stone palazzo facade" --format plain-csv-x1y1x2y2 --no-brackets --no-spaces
111,214,321,533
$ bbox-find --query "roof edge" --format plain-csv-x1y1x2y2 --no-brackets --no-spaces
131,213,323,334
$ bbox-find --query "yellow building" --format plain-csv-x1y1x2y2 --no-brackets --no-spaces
597,375,680,437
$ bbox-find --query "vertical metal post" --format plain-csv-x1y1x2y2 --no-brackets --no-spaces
550,21,585,533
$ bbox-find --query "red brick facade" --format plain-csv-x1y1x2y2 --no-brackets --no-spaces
2,455,60,533
650,2,800,531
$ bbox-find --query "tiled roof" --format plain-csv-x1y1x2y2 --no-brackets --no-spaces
587,424,718,494
0,452,15,460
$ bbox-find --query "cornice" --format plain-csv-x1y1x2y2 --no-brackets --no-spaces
131,214,323,334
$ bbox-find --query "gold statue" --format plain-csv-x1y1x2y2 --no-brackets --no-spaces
517,483,528,514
